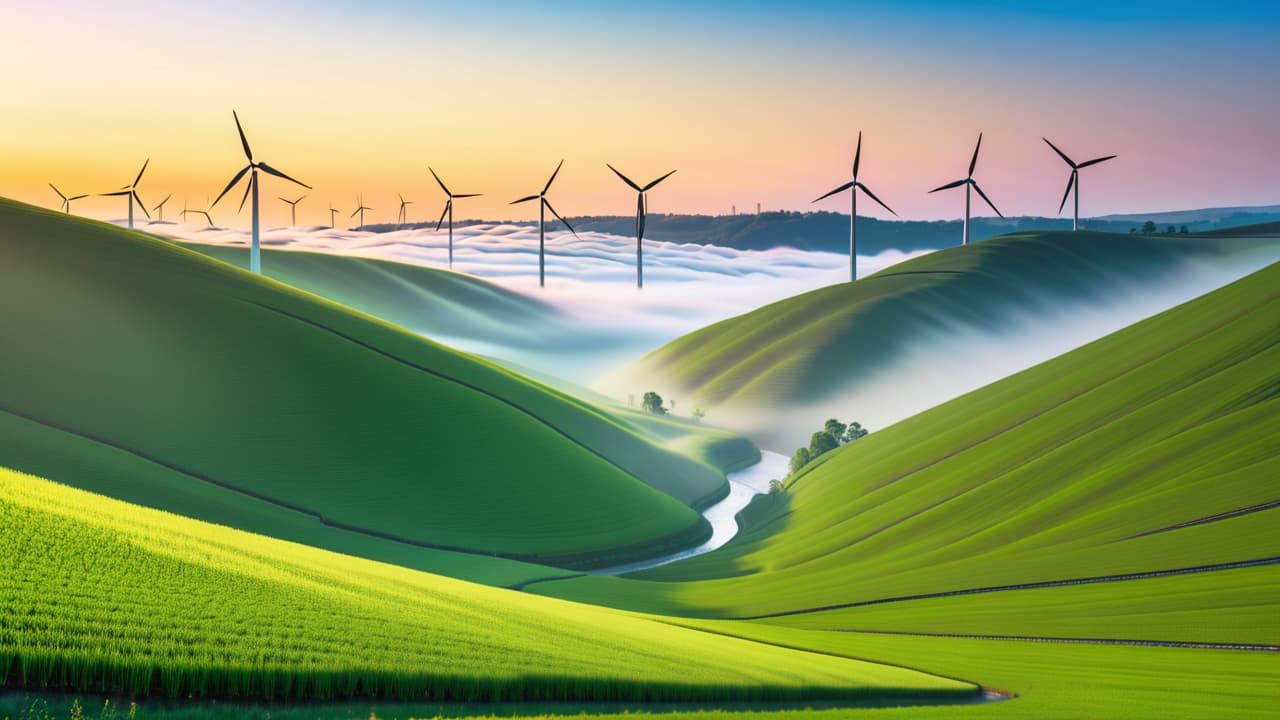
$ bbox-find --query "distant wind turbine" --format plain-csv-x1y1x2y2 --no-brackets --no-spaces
211,111,310,274
152,193,173,222
511,160,576,288
429,167,482,269
812,132,898,282
929,133,1003,246
181,197,216,227
100,159,150,229
1043,138,1116,231
606,164,676,289
351,194,373,231
397,194,413,227
328,202,341,229
278,194,306,226
49,184,88,214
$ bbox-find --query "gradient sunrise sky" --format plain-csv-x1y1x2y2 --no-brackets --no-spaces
2,0,1277,228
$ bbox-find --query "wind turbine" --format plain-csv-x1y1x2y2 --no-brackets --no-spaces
396,194,414,228
49,184,88,214
606,164,675,289
152,193,173,222
429,167,482,269
510,160,576,288
278,194,306,225
328,202,341,229
211,111,310,274
351,194,373,230
929,133,1002,246
182,197,216,228
1043,138,1116,231
811,132,898,282
100,159,150,229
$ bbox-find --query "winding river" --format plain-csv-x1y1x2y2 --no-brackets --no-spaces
594,450,791,576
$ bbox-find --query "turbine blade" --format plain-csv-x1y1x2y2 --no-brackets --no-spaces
1058,172,1075,214
133,158,149,188
69,194,89,201
436,200,450,231
257,162,311,189
453,193,482,198
971,181,1003,218
428,167,451,196
543,198,575,236
511,194,539,205
638,195,647,241
969,133,982,177
100,191,133,197
856,182,898,216
238,176,253,214
543,159,564,194
211,165,251,207
852,131,862,178
296,195,306,204
606,164,642,192
152,192,172,211
1042,137,1075,168
812,181,854,203
642,169,677,192
350,208,361,218
49,183,66,200
233,110,253,161
133,192,151,219
928,179,968,193
1078,154,1117,168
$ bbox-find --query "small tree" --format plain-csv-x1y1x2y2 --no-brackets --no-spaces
692,408,706,423
641,391,667,416
1180,224,1190,234
808,430,839,458
843,422,868,443
823,418,848,444
1142,220,1157,234
1166,225,1177,235
789,447,811,474
768,479,786,495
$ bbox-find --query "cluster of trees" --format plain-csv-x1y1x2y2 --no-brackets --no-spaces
789,418,868,475
639,391,706,423
1132,221,1189,235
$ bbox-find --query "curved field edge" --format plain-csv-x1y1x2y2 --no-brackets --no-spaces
0,468,976,704
0,198,739,565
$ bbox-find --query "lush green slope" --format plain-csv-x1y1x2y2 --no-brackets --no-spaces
533,259,1280,618
0,199,739,568
603,230,1277,446
0,468,976,704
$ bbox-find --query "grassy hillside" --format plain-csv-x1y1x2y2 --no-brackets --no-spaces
533,259,1280,621
0,468,977,704
0,199,745,569
604,230,1277,446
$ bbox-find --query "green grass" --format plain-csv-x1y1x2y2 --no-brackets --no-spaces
604,230,1277,445
531,259,1280,618
0,468,976,704
0,198,752,568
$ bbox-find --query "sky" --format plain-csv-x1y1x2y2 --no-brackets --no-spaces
2,0,1277,229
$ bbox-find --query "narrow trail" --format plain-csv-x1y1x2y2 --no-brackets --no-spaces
832,629,1279,652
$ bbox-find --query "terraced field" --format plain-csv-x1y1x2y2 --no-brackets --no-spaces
0,468,976,704
0,199,755,570
603,229,1278,446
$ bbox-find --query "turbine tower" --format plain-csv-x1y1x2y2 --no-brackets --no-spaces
929,133,1003,246
606,164,675,289
152,193,173,222
328,202,341,229
279,194,306,226
429,167,482,269
811,132,898,282
211,111,310,274
49,184,88,214
510,160,576,288
351,194,373,231
397,194,414,227
1043,138,1116,231
100,159,150,229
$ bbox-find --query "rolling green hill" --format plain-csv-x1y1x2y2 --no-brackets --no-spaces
602,230,1278,447
532,259,1280,623
0,467,977,704
0,198,750,571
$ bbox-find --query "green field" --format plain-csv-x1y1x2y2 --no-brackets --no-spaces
0,199,759,570
0,468,976,705
532,259,1280,618
604,230,1277,446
